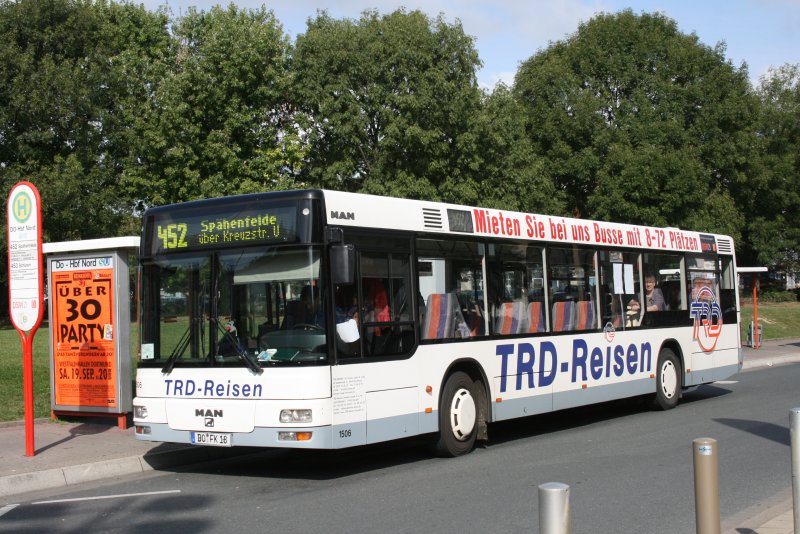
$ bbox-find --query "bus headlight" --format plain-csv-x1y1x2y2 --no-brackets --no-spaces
280,409,312,423
134,405,148,419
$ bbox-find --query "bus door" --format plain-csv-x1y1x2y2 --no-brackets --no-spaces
329,233,418,446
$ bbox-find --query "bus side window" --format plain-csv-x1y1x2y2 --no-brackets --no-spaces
549,246,596,331
416,238,485,341
488,243,545,335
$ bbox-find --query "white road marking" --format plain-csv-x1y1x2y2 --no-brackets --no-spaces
715,380,739,384
0,504,19,518
32,489,180,505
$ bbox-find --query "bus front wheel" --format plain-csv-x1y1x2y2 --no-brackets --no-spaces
652,348,681,410
431,371,478,457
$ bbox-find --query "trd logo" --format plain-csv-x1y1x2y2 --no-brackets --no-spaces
689,287,723,353
330,211,355,220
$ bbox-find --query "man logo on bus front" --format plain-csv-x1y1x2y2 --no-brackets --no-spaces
689,287,722,352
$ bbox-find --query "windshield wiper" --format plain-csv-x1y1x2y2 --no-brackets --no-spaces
215,320,263,375
162,324,192,374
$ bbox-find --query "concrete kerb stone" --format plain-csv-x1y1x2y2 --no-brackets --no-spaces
0,445,263,498
742,353,800,370
0,468,68,498
0,455,149,498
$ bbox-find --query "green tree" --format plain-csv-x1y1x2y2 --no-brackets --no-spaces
122,4,299,207
0,0,170,238
0,0,171,319
292,9,482,203
468,84,565,214
748,64,800,270
514,10,756,241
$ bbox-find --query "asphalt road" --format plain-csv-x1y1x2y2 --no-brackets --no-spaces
2,364,796,534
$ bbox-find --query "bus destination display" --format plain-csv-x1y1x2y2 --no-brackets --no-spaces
150,205,297,254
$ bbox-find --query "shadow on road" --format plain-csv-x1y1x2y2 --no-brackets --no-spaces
155,381,737,482
714,417,789,446
681,383,734,404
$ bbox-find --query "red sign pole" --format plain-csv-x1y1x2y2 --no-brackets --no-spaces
20,331,36,455
7,181,44,457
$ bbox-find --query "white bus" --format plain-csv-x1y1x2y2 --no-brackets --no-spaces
133,189,741,456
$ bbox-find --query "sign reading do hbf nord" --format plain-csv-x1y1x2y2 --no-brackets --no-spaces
7,182,44,331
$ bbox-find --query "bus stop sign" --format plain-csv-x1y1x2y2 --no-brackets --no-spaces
7,181,44,332
7,181,44,457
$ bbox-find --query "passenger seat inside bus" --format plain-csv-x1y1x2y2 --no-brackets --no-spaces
527,301,545,333
424,292,475,340
494,301,527,334
422,293,459,340
551,301,575,332
458,296,485,336
574,300,595,330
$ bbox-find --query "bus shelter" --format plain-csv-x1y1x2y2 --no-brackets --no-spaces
43,237,139,428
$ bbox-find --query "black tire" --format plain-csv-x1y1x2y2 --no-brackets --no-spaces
431,372,479,457
651,348,681,410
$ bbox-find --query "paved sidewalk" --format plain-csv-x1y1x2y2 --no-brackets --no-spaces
1,338,799,533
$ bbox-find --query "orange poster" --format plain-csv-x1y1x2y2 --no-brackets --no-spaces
50,256,117,408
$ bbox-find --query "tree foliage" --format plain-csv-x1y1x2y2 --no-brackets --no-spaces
292,9,483,203
121,4,298,207
470,84,565,214
0,0,171,319
0,0,171,239
749,65,800,269
514,10,757,243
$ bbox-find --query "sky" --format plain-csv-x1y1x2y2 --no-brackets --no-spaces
142,0,800,90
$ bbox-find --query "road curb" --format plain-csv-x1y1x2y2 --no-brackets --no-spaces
0,445,261,498
742,354,800,370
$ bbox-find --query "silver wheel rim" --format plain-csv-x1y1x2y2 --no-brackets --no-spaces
449,387,477,441
660,360,678,399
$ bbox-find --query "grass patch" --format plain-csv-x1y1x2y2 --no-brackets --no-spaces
740,301,800,344
0,323,139,423
0,326,52,421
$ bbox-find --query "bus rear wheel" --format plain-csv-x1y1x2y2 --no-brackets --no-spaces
651,348,681,410
431,372,478,457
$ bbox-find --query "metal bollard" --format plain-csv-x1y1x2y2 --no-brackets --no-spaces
692,438,720,534
538,482,571,534
791,408,800,533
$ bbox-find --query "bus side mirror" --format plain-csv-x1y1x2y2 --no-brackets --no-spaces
331,244,355,284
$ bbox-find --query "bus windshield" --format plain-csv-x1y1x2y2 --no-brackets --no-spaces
139,246,328,368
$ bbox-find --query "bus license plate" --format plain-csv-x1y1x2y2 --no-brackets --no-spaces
191,431,232,447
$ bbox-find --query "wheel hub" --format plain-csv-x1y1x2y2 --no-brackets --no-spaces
660,360,678,399
449,387,477,441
